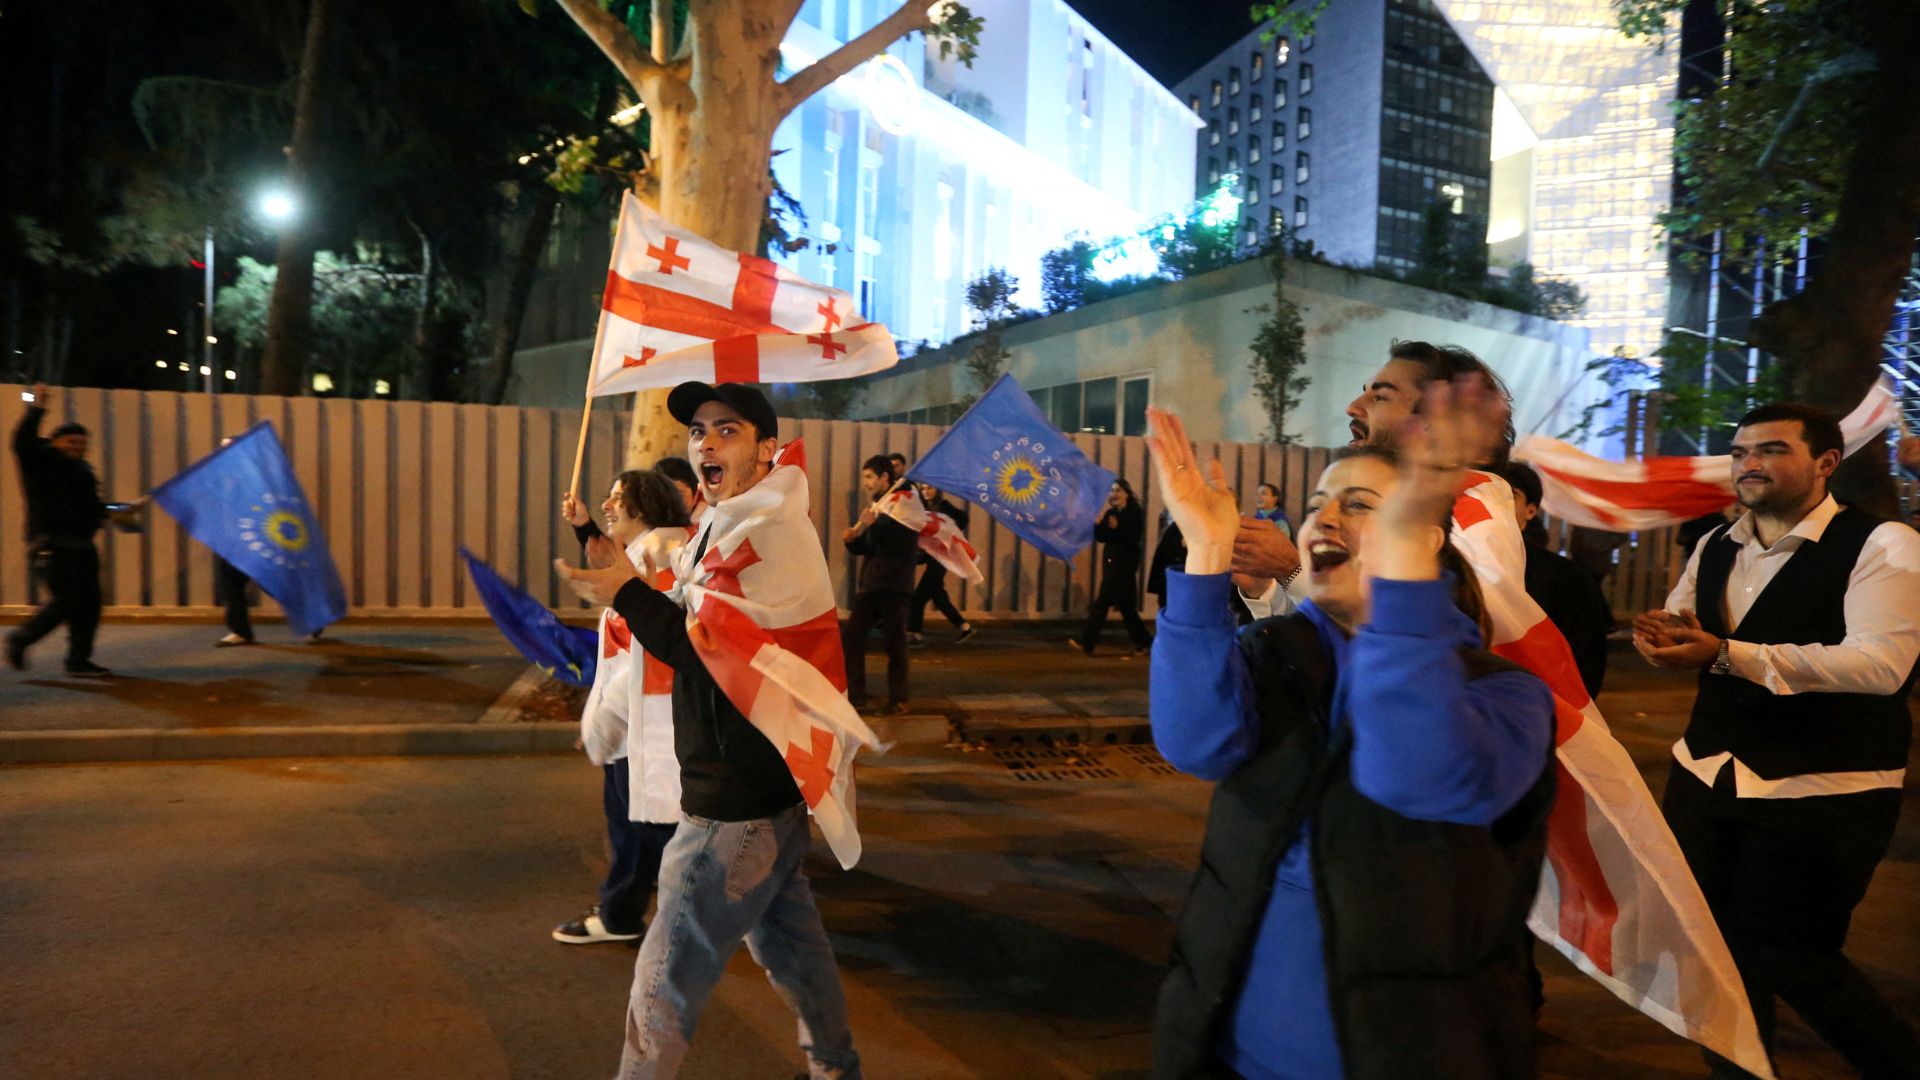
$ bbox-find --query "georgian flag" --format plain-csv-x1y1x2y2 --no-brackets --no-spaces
1515,380,1900,531
880,488,985,585
581,527,693,824
1450,472,1774,1078
588,192,897,395
667,441,882,869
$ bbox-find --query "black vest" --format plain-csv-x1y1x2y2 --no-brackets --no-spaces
1687,507,1917,779
1153,615,1555,1080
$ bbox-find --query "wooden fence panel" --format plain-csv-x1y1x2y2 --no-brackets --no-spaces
104,389,145,606
456,404,492,607
424,403,459,609
390,400,426,609
522,407,557,604
180,393,217,607
0,391,30,606
489,406,523,597
358,400,392,608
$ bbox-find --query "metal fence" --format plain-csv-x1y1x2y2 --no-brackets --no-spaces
2,384,1681,622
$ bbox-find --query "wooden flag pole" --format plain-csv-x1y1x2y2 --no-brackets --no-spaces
566,375,597,502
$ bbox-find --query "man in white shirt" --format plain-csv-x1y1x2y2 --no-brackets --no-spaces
1633,401,1920,1078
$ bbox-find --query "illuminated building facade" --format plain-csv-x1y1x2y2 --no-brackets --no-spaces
1172,0,1497,272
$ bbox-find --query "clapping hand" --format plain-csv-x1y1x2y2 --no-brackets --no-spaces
1369,377,1508,580
1632,608,1721,669
555,535,640,607
1146,407,1240,575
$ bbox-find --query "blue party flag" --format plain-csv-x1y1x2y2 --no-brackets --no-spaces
905,374,1116,560
459,547,598,687
150,422,346,637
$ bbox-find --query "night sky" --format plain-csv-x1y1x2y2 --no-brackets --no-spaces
1068,0,1260,86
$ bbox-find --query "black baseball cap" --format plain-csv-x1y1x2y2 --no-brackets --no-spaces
666,381,778,441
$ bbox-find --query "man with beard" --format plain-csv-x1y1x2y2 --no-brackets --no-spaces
1633,402,1920,1078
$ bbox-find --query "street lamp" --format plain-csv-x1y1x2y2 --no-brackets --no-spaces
257,189,297,223
198,188,300,396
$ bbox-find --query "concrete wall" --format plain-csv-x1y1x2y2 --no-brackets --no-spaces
853,254,1611,449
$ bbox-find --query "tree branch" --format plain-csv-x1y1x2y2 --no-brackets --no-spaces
553,0,664,92
650,0,672,64
775,1,932,118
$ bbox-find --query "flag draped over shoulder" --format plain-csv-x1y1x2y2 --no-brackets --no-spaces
461,548,598,688
581,527,691,822
880,487,984,585
149,422,345,637
1515,380,1899,531
667,442,881,869
1450,472,1774,1079
587,191,897,394
906,375,1116,561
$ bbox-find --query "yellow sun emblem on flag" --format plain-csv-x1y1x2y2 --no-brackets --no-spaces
261,510,309,552
993,456,1045,506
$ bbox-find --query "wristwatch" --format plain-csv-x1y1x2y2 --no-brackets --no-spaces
1709,638,1732,675
1281,564,1303,592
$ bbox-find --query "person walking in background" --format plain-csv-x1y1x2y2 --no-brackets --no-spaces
653,455,706,524
8,383,121,676
842,455,918,715
1251,482,1291,537
1072,478,1151,656
1146,507,1185,611
553,468,691,947
1635,403,1920,1079
907,483,974,646
1504,462,1615,699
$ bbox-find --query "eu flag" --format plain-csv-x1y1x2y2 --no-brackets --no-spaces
906,374,1116,560
151,422,346,637
460,548,599,687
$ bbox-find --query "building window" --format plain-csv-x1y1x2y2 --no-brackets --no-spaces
1249,141,1261,165
1208,119,1220,146
1295,196,1309,229
1122,376,1150,437
1275,37,1290,66
1300,63,1313,94
1272,121,1286,151
857,255,876,319
1270,208,1285,235
1270,165,1284,195
1251,52,1264,81
1274,80,1287,108
1189,94,1200,114
1302,33,1314,51
1248,185,1260,205
1228,67,1241,96
1211,80,1222,106
1298,108,1311,139
1250,95,1262,123
858,156,879,239
1228,108,1240,136
1083,377,1118,434
1296,151,1309,183
1441,180,1465,214
1228,148,1239,171
1051,383,1082,432
1208,158,1220,184
1244,224,1258,247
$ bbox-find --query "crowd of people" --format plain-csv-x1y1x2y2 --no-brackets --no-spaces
11,346,1920,1079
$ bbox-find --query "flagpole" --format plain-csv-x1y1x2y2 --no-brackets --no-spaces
569,260,621,502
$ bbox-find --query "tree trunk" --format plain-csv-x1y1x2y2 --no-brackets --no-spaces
404,230,436,401
259,0,334,398
1754,28,1920,517
482,183,559,406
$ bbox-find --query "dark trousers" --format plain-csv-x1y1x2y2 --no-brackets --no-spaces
909,564,965,632
216,557,254,641
13,545,100,663
598,761,677,936
1662,762,1920,1078
842,589,909,706
1079,566,1151,653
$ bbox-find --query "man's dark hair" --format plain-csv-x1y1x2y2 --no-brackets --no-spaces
1501,461,1543,507
653,456,697,492
49,422,87,440
1389,340,1515,470
861,454,893,477
887,452,907,479
1736,402,1844,459
616,468,692,529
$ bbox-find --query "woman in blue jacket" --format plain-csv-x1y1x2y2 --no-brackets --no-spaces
1145,383,1556,1080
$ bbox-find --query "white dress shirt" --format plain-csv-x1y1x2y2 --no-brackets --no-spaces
1664,494,1920,798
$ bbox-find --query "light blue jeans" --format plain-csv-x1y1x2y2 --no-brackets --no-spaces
616,802,860,1080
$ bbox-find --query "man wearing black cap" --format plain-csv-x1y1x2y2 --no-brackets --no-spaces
558,380,862,1080
9,384,112,675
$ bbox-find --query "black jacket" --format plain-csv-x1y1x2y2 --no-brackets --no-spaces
847,506,919,594
1155,615,1555,1080
917,496,970,569
613,576,803,822
1521,542,1614,698
12,406,105,545
1095,500,1145,576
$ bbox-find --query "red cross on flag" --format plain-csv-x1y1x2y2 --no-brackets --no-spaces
588,191,897,396
667,441,883,869
1448,472,1773,1078
880,488,984,585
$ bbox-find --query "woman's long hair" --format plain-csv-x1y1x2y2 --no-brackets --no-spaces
1438,540,1495,647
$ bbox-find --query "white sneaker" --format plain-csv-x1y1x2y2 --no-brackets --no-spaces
215,633,252,647
551,907,642,944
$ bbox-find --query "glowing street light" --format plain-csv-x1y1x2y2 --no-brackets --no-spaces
257,189,298,223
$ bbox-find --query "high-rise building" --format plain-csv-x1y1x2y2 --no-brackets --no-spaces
1172,0,1496,273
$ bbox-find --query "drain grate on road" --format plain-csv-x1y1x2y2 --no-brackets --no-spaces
1113,744,1181,776
991,747,1122,782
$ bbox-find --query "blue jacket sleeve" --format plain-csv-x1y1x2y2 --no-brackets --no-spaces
1149,570,1261,781
1346,578,1554,825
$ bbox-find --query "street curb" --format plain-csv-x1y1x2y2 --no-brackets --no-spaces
0,723,584,765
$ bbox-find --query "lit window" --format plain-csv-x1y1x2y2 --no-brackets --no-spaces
1209,119,1220,146
1228,148,1239,171
1229,68,1241,95
1211,81,1222,106
1275,81,1287,107
1270,166,1284,195
1208,158,1220,184
1272,121,1286,152
1270,208,1285,234
1228,108,1239,136
1251,52,1264,81
1295,196,1309,229
1249,139,1261,164
1296,151,1309,183
1251,95,1262,122
1276,37,1290,66
1298,108,1311,139
1189,94,1200,114
1441,181,1465,215
1300,64,1313,94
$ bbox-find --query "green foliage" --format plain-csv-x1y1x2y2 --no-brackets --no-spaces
799,378,863,420
1250,0,1330,42
1493,262,1587,320
1153,215,1236,280
928,2,986,65
1247,246,1312,445
1040,240,1098,314
960,267,1021,403
1614,0,1874,268
1651,331,1790,446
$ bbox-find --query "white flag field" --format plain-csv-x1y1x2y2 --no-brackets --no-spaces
1449,472,1774,1078
588,191,898,395
1515,380,1900,530
879,487,984,585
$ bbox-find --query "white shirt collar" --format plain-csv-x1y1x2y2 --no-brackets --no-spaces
1725,493,1841,551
